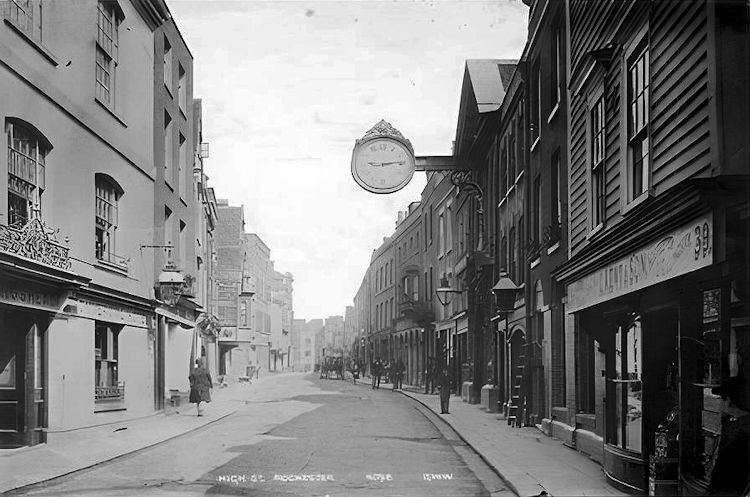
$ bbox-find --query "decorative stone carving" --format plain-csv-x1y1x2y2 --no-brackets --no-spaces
0,218,71,270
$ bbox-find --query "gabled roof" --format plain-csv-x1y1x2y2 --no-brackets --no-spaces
465,59,517,113
454,59,518,157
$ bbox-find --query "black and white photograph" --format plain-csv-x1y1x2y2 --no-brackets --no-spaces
0,0,748,495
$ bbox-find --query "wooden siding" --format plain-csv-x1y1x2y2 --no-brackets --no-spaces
650,0,712,192
569,0,634,78
568,0,712,256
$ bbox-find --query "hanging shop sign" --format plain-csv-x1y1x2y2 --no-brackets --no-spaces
567,213,713,312
351,120,416,194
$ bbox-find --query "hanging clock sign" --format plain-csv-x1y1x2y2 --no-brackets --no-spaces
351,120,416,194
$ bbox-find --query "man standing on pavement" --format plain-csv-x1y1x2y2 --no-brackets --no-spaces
438,366,451,414
371,357,381,389
393,358,405,391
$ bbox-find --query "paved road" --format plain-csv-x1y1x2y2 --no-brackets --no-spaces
12,374,509,496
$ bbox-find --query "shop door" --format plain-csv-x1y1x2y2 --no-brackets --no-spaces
0,309,46,448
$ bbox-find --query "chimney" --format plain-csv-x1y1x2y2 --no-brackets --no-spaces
397,211,404,225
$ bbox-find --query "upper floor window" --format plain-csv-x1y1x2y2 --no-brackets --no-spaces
163,36,172,91
533,176,542,244
550,26,561,114
500,234,507,272
95,1,122,107
164,111,173,183
4,0,42,41
518,216,525,284
627,42,650,202
6,120,49,226
446,203,453,252
499,140,507,194
590,93,606,228
509,228,517,282
178,63,187,113
438,210,445,256
551,149,562,236
531,59,541,145
95,174,123,266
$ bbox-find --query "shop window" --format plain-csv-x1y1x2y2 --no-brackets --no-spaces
94,322,123,403
6,120,49,227
609,316,642,453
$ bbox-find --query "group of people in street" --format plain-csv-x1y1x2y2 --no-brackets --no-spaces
368,357,405,391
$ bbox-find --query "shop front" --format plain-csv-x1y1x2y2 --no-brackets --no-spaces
0,219,86,448
566,205,749,495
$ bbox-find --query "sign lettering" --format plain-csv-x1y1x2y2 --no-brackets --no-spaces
567,214,713,312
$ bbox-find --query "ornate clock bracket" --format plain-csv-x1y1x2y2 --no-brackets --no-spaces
450,170,485,253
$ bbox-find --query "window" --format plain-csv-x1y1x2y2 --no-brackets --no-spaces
438,210,445,256
590,94,606,227
446,204,453,252
531,59,541,144
627,43,650,202
609,316,642,453
95,1,121,107
95,322,122,402
518,216,525,283
95,175,122,265
178,64,187,113
4,0,42,41
164,205,173,253
163,36,172,91
411,275,418,301
551,150,561,236
500,140,507,194
178,133,186,197
533,176,542,243
164,111,173,183
179,219,186,268
550,27,561,112
500,234,507,272
240,301,248,327
509,228,517,282
6,121,48,226
509,126,516,184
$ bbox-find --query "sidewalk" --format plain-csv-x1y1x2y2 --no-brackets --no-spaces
0,379,259,494
364,378,625,497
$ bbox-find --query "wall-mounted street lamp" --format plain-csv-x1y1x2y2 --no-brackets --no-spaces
435,276,463,307
491,272,520,411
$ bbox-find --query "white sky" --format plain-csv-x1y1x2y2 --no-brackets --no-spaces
169,0,529,321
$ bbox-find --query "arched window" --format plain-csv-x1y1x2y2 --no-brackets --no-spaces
6,119,51,226
95,174,123,265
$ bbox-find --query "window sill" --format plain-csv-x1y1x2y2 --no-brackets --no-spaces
547,102,560,123
622,189,653,215
530,136,541,154
95,259,129,275
94,404,126,413
530,257,541,269
586,223,605,240
546,241,561,255
3,18,59,66
95,96,127,127
179,195,188,207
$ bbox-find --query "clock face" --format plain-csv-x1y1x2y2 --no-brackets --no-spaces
352,138,415,194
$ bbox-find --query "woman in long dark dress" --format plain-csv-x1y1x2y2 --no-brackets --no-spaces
189,358,213,416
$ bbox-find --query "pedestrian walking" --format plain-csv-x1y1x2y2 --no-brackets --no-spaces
438,366,451,414
189,357,213,417
351,361,360,384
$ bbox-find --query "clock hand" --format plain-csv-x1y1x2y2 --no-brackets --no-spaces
367,161,384,167
381,161,405,166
